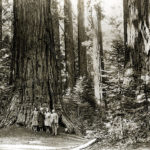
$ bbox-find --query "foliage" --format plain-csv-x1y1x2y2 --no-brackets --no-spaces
3,0,13,38
0,47,13,121
62,76,97,134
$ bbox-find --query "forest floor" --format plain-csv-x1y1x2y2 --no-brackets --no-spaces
0,126,89,150
0,126,150,150
86,142,150,150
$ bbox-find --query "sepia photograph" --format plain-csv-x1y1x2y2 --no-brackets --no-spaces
0,0,150,149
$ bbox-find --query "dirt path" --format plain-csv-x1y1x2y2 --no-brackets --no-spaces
0,126,90,150
1,126,150,150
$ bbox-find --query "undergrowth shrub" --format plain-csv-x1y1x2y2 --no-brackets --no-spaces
62,76,97,134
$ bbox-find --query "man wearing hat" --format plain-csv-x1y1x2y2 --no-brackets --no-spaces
51,109,59,135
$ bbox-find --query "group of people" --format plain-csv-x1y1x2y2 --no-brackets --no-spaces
32,107,59,136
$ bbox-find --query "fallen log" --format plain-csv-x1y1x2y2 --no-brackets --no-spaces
72,138,97,150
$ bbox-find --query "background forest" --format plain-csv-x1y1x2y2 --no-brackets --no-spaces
0,0,150,149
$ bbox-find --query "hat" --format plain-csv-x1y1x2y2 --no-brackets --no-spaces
40,107,43,111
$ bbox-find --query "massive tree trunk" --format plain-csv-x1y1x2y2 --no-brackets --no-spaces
125,0,150,75
96,5,104,78
0,0,2,49
78,0,87,76
0,0,82,135
51,0,62,105
64,0,75,89
1,0,59,127
124,0,150,134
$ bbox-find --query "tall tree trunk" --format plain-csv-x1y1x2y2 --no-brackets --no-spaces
96,5,106,107
1,0,81,135
2,0,58,127
96,5,104,77
123,0,129,66
51,0,62,106
0,0,2,49
89,3,104,106
64,0,75,89
125,0,150,135
125,0,150,75
78,0,87,76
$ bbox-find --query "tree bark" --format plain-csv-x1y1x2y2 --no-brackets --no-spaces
0,0,2,49
125,0,150,135
90,3,104,105
125,0,150,74
1,0,82,135
64,0,75,89
96,5,104,73
51,0,62,106
2,0,58,127
123,0,129,66
96,5,106,108
78,0,87,76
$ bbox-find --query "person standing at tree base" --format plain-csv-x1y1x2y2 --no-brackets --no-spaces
51,109,59,135
44,108,52,133
38,107,45,131
32,107,39,132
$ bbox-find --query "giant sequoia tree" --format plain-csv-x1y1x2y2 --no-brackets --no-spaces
90,2,104,105
51,0,62,101
2,0,59,127
125,0,150,75
0,0,81,134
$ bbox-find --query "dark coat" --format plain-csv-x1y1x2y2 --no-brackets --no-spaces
38,112,45,127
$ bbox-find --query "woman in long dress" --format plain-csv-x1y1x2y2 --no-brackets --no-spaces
44,108,51,133
32,107,39,132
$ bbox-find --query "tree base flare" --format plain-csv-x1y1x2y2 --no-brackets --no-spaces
0,93,83,135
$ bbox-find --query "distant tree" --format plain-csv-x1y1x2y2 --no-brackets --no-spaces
91,2,104,105
81,1,104,106
0,0,81,134
123,0,129,66
95,4,104,75
78,0,87,76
